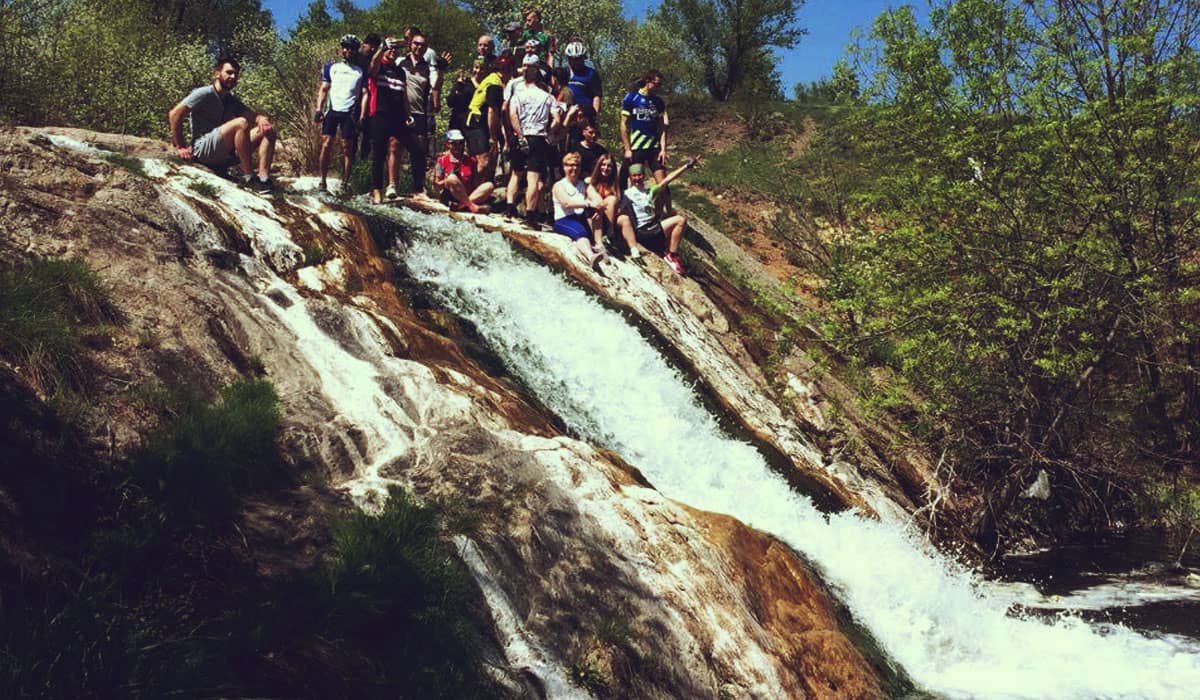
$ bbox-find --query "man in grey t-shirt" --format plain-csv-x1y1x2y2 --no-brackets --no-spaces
168,56,278,191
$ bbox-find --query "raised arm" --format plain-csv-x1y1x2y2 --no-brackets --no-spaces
656,155,698,190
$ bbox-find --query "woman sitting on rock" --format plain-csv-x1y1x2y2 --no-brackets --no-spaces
586,153,627,257
551,151,607,267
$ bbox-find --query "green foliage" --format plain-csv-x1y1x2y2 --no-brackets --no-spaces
823,0,1200,543
0,258,122,393
130,379,284,525
323,485,499,697
102,151,147,176
187,179,219,198
657,0,805,100
0,0,250,133
1138,480,1200,566
597,16,702,100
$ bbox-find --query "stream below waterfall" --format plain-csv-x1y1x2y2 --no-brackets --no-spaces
368,204,1200,699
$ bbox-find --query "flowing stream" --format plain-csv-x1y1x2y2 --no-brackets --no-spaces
375,205,1200,699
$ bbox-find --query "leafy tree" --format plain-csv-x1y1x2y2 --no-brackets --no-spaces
825,0,1200,550
656,0,806,100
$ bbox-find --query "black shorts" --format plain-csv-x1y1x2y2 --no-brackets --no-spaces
321,110,357,139
509,135,551,174
410,113,435,135
629,148,663,170
465,126,490,156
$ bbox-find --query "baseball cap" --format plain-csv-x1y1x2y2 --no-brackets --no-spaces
505,21,522,32
524,39,539,50
522,54,539,66
628,164,645,175
445,129,465,141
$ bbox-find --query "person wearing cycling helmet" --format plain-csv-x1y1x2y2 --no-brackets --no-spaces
564,40,601,133
314,34,367,194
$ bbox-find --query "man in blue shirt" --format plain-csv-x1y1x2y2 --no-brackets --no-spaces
564,40,601,138
620,69,667,183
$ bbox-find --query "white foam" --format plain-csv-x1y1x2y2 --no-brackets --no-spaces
391,207,1200,700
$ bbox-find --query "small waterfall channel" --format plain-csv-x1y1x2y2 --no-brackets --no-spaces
376,205,1200,700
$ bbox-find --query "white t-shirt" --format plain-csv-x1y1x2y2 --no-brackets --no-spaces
509,80,556,136
322,61,365,112
623,183,658,228
553,177,588,220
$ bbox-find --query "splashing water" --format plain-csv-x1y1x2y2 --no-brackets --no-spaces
379,206,1200,699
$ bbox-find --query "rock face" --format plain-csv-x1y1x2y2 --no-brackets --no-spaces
0,127,891,697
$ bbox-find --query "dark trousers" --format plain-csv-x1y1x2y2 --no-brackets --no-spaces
371,117,426,193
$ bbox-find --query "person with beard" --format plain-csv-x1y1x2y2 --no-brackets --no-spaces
169,56,278,191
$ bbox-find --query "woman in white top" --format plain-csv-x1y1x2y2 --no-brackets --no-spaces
552,151,607,266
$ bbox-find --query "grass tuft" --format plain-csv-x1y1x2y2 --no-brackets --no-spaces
0,258,123,392
102,152,146,177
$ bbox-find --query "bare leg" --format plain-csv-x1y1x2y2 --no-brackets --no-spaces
616,214,639,253
339,137,355,187
469,181,496,206
443,173,470,205
387,138,400,189
507,168,523,209
662,214,687,254
524,171,542,217
212,117,253,175
248,125,277,179
318,134,333,186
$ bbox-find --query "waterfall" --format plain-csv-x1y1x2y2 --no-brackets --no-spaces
381,205,1200,700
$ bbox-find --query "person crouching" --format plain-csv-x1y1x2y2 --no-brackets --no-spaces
434,129,493,213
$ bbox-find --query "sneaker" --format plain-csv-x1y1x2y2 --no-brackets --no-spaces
663,251,683,274
385,184,398,200
628,247,642,263
252,176,274,193
317,180,328,194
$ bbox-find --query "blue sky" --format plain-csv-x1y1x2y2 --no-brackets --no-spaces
263,0,908,91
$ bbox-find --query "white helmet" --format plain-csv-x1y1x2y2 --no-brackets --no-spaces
564,41,586,59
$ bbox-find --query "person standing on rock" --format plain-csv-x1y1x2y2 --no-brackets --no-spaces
364,37,421,204
508,53,560,229
169,56,278,192
314,34,366,195
620,69,668,185
356,33,382,159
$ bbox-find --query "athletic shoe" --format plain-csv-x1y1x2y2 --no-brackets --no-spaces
663,251,683,274
628,247,642,263
317,181,328,193
385,184,398,200
252,176,274,193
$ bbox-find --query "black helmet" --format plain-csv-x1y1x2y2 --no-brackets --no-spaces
340,34,361,51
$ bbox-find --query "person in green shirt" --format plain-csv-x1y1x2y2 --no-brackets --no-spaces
519,9,554,66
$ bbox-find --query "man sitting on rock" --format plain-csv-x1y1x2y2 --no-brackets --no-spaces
434,129,493,213
169,56,278,191
615,158,698,274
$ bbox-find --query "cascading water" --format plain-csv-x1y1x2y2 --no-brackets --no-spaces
379,205,1200,700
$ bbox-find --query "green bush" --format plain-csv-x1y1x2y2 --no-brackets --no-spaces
130,378,285,525
322,485,500,698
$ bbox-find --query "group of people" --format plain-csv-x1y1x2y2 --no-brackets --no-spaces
167,8,695,273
